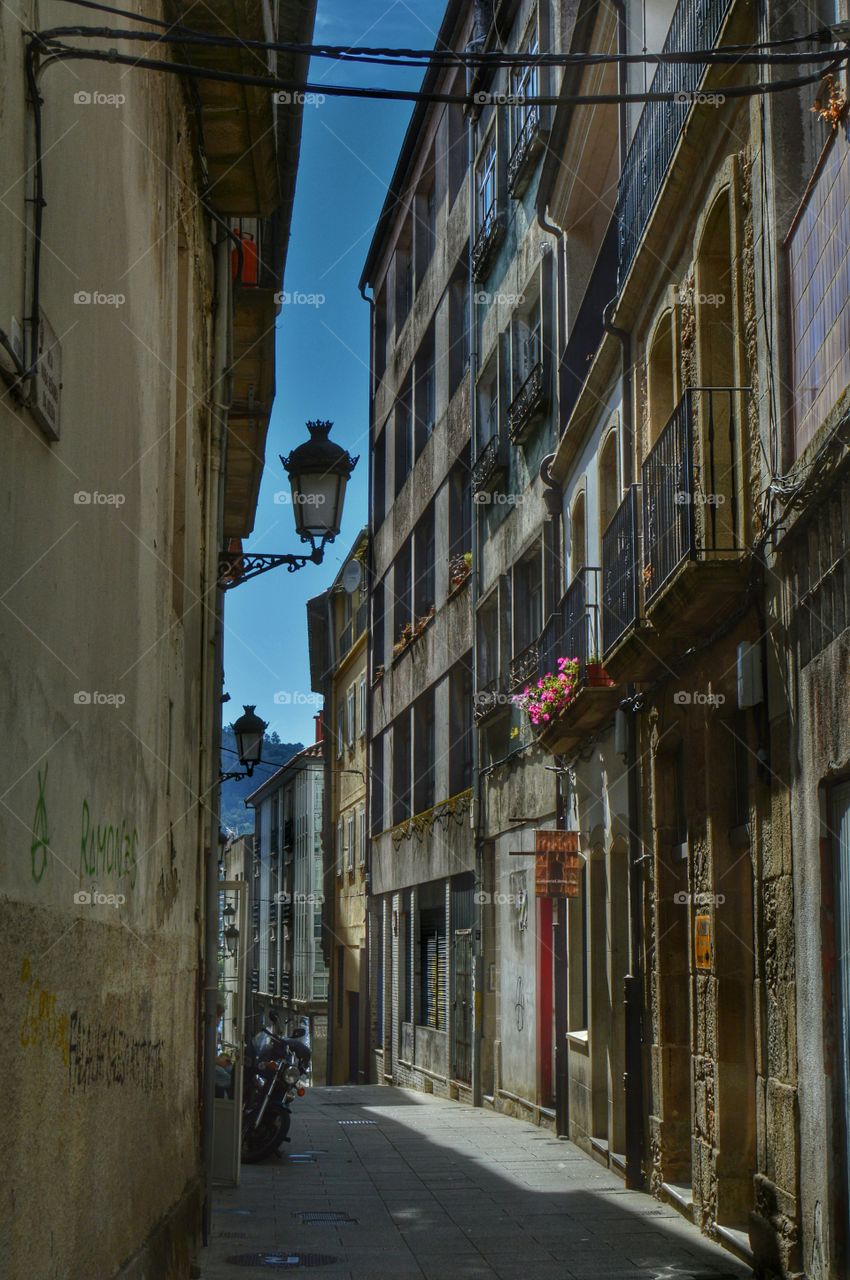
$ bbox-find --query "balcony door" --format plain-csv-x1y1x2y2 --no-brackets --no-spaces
831,781,850,1254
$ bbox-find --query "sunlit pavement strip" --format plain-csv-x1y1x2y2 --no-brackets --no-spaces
200,1086,753,1280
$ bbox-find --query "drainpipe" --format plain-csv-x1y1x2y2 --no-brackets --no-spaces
540,455,570,1139
202,234,232,1240
468,13,485,1111
360,282,375,1090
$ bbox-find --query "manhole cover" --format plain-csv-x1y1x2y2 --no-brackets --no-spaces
295,1212,357,1224
226,1253,340,1269
337,1119,376,1126
284,1154,316,1163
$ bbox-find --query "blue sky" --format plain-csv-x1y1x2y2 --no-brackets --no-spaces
222,0,445,747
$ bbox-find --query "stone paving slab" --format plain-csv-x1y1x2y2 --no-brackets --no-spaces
199,1086,753,1280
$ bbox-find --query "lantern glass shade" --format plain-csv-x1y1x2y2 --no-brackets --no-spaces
223,923,240,956
222,902,237,921
281,421,358,546
291,471,348,540
233,705,267,771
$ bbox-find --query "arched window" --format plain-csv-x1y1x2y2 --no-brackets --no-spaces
570,490,587,582
598,430,620,541
694,190,739,545
647,311,676,445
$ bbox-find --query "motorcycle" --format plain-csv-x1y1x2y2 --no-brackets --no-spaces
239,1017,312,1164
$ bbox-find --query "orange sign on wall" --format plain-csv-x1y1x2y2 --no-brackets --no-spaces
694,913,712,970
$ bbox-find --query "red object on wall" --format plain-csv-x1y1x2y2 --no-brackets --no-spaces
537,896,554,1107
231,231,259,286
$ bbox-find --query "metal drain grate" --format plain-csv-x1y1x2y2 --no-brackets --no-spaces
226,1253,340,1269
337,1119,376,1126
294,1212,357,1224
284,1154,317,1163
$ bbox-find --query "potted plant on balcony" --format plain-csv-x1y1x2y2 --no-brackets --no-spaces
512,657,580,729
585,657,615,688
449,551,472,590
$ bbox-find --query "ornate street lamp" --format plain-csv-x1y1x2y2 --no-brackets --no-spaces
220,704,268,782
219,420,358,589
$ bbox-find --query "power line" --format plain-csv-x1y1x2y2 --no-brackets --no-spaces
32,39,847,109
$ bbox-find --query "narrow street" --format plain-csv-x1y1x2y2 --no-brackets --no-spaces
200,1088,750,1280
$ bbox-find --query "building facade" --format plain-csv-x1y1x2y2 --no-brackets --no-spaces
360,0,850,1276
360,0,479,1098
246,741,328,1076
0,2,314,1274
307,530,370,1084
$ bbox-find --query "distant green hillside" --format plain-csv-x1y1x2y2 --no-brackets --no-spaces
220,727,303,835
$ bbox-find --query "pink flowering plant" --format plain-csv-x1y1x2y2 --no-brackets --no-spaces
512,657,581,729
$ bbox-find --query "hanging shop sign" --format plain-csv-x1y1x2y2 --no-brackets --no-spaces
694,913,712,970
534,830,581,898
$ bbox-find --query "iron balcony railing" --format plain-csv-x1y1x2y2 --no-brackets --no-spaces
472,434,507,495
509,639,540,692
508,360,547,444
617,0,734,284
508,103,541,194
642,387,745,605
472,204,506,280
602,485,642,655
538,567,601,680
473,673,505,723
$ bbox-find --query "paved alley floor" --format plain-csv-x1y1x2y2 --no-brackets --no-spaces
200,1086,753,1280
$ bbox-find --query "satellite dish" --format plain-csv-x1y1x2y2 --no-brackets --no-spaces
341,560,362,594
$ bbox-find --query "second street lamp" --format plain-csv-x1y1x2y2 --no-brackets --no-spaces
219,420,358,589
220,704,268,782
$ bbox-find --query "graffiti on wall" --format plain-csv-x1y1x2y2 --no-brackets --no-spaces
68,1011,165,1094
18,957,70,1065
29,768,139,889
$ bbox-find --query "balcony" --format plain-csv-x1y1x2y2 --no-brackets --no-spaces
508,105,543,198
509,640,540,693
472,435,508,497
600,485,659,680
508,361,547,445
473,674,506,724
531,568,620,754
472,205,506,281
641,388,748,635
616,0,735,286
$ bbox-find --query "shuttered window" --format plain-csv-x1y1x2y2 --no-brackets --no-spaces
420,907,447,1030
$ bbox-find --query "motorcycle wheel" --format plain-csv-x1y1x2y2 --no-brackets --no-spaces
241,1107,287,1164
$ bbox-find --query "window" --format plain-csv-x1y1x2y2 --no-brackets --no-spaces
448,449,472,560
393,538,412,642
570,491,587,580
515,549,543,651
358,806,367,865
415,163,436,285
413,690,436,814
414,505,436,617
347,813,355,872
510,27,540,155
374,286,387,384
347,686,355,748
373,426,387,529
336,819,343,876
476,131,497,235
450,656,474,794
392,711,412,825
394,217,413,330
513,295,542,394
370,734,385,835
647,311,676,446
337,709,344,758
420,906,447,1030
598,430,620,541
414,325,436,453
373,578,386,670
446,70,467,206
359,678,366,737
478,359,499,447
449,270,470,396
336,946,345,1025
394,384,413,495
